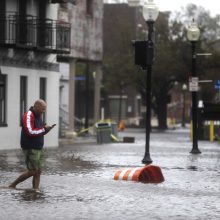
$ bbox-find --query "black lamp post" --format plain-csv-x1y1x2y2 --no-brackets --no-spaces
118,81,125,123
129,0,159,164
187,19,201,154
141,0,159,164
182,84,187,128
85,63,90,132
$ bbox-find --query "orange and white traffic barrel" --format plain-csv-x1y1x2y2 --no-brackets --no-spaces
114,165,164,183
118,121,125,131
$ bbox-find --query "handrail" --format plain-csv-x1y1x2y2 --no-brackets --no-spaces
59,106,84,131
0,12,71,54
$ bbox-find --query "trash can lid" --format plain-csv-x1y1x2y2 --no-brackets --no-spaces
95,122,111,128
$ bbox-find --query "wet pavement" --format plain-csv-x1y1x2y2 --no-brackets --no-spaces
0,128,220,220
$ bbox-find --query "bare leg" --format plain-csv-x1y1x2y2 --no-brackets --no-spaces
32,170,41,190
9,170,35,188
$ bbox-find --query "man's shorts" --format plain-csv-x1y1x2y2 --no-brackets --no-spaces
23,149,44,171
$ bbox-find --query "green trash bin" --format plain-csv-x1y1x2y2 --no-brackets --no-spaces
96,122,111,144
111,122,118,139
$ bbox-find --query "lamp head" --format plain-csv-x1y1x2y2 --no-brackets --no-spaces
187,19,200,42
142,0,159,22
182,84,187,91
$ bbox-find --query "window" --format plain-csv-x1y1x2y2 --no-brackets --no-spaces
0,0,6,43
20,76,27,124
40,77,46,101
86,0,93,16
17,0,28,44
0,73,7,126
40,77,47,122
51,0,76,4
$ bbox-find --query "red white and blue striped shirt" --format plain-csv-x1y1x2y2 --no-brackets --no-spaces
20,107,47,149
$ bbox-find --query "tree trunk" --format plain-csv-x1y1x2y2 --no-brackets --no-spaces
156,96,168,130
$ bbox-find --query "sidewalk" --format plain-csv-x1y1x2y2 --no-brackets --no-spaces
59,126,190,146
59,127,147,146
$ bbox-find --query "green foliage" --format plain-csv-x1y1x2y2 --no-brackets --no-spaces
103,3,220,128
103,14,136,91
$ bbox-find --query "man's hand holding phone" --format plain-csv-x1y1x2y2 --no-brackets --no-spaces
44,124,56,133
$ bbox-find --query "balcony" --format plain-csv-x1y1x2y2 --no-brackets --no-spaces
51,0,77,3
0,12,71,54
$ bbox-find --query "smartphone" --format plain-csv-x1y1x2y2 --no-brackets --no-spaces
51,124,56,128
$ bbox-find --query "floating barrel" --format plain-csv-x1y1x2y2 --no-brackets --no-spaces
114,165,164,183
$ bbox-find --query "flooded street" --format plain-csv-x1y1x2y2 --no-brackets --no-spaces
0,128,220,220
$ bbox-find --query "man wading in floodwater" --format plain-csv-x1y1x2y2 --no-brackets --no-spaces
9,99,56,191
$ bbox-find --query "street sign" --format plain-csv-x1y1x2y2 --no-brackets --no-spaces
75,75,86,81
196,53,212,56
189,77,199,92
214,80,220,89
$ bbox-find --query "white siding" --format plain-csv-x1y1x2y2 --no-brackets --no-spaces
0,66,59,150
59,62,69,111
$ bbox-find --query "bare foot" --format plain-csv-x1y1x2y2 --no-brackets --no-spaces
33,188,41,193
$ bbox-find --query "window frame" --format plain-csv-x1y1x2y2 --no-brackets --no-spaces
0,73,7,127
40,77,47,123
20,75,27,125
86,0,93,16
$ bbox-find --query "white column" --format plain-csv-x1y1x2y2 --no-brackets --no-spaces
68,58,76,131
94,64,102,123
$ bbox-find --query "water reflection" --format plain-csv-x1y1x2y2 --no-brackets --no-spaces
0,148,101,176
187,165,198,171
43,150,100,176
14,189,46,202
0,150,24,172
186,154,200,170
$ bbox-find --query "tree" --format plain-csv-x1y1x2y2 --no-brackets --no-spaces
132,12,189,129
103,4,139,121
103,10,136,92
103,3,220,128
150,4,220,129
178,4,220,103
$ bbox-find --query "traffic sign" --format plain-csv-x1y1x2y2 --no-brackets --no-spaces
189,77,199,92
214,80,220,89
75,75,86,81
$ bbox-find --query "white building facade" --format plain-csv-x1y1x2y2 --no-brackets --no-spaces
0,0,71,149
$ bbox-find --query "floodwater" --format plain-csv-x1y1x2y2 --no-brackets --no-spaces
0,129,220,220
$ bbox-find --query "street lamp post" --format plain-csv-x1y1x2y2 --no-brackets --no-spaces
85,63,90,132
187,19,201,154
142,0,159,164
182,84,187,128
